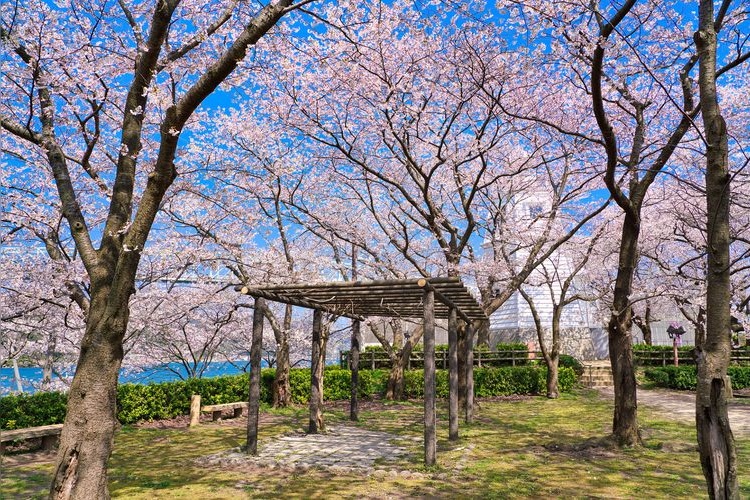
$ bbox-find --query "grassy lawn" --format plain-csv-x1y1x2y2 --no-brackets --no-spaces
1,389,748,499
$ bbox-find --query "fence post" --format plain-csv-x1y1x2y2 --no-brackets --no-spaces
189,394,201,427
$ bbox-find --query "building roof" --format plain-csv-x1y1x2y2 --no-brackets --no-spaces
236,277,487,323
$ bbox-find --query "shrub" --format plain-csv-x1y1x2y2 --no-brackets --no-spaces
1,366,578,429
643,366,750,390
558,355,584,377
0,391,68,430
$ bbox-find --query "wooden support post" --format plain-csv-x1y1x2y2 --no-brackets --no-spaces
448,307,459,441
309,309,325,433
246,297,265,455
424,289,436,466
465,324,475,424
41,434,58,451
189,395,201,427
350,319,361,421
457,325,467,416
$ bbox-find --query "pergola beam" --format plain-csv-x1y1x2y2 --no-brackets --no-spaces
236,286,365,320
417,278,474,323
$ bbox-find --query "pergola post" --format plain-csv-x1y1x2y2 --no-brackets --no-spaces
457,326,467,417
350,319,361,421
465,323,475,424
246,297,265,455
309,309,325,433
448,307,459,441
423,288,436,466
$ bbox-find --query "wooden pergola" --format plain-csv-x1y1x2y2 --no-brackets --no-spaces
236,277,488,466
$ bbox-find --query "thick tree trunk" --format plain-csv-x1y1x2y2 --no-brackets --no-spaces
386,356,406,400
272,304,293,408
475,318,491,347
695,6,738,497
608,213,641,447
272,339,290,408
50,304,126,500
385,328,420,400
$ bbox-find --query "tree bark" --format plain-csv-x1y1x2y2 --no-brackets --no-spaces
695,4,738,496
633,304,653,346
272,304,293,407
49,301,127,499
608,213,642,446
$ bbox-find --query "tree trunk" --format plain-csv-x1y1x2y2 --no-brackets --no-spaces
695,5,738,496
546,356,559,400
633,304,653,346
385,326,421,401
42,330,57,391
50,303,126,500
475,318,491,347
608,213,641,447
385,355,406,400
547,310,561,399
272,304,293,408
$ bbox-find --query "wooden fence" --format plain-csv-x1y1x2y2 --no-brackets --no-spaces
632,349,750,367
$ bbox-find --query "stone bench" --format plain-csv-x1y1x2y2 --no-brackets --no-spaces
201,402,249,421
0,424,64,453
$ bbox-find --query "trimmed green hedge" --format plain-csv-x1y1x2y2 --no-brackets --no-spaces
1,366,576,429
643,366,750,390
0,391,68,430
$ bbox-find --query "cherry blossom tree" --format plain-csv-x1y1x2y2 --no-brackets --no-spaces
0,0,316,496
500,0,750,450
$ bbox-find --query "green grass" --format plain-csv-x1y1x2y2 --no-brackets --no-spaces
1,390,748,498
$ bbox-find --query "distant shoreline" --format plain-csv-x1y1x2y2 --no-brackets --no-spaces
0,360,256,395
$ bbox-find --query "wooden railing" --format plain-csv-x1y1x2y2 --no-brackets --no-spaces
339,349,543,370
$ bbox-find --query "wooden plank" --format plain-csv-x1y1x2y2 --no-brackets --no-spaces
0,424,63,442
201,402,249,412
423,289,436,466
236,286,364,320
251,276,460,292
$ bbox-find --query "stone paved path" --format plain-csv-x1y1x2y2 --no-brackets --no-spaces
197,425,414,472
258,426,411,468
598,388,750,436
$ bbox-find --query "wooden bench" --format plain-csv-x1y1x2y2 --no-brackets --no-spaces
0,424,64,453
201,402,249,422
